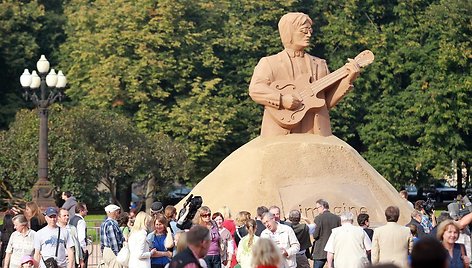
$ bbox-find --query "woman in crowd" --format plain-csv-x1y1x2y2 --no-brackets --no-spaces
234,211,251,246
164,205,180,234
236,219,259,268
147,214,173,268
3,215,35,268
174,231,187,254
24,202,46,232
128,212,156,268
437,220,470,268
193,206,222,268
118,212,131,241
1,213,15,266
251,238,281,268
219,206,236,235
212,212,234,268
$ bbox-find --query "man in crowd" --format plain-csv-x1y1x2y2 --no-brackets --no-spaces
57,208,82,268
312,199,340,268
169,225,211,268
150,201,164,217
269,205,284,224
408,210,427,239
415,200,436,233
371,206,413,267
357,213,373,241
410,237,448,268
100,204,124,268
34,207,74,268
399,190,414,209
288,210,315,268
61,191,78,218
255,206,268,236
261,212,300,268
324,212,371,268
69,202,89,268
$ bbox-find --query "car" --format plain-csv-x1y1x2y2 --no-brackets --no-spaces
430,180,457,202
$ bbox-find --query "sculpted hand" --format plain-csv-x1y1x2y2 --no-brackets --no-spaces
281,94,301,110
345,58,360,84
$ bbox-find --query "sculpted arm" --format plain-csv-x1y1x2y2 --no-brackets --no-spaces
324,59,360,109
249,58,300,110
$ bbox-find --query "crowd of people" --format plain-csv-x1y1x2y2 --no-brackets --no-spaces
2,192,472,268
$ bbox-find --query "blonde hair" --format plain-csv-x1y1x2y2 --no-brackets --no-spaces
218,206,232,219
25,201,46,225
131,211,152,233
192,206,211,226
278,12,313,48
437,219,460,241
252,238,282,267
235,211,251,227
175,231,187,254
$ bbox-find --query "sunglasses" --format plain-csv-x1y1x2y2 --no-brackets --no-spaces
201,213,211,217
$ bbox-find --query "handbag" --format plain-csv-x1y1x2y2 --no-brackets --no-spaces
116,242,130,266
42,227,61,268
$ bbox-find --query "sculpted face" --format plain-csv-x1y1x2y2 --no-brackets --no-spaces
288,20,312,51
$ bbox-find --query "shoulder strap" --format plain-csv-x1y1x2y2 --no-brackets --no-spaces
55,227,61,257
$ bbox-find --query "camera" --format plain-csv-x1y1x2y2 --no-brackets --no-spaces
176,194,203,230
448,195,472,219
423,193,436,215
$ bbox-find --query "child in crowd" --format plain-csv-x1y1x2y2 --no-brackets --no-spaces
20,255,35,268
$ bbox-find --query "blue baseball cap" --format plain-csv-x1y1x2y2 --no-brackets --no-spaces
43,207,58,217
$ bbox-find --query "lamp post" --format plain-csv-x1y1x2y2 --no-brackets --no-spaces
20,55,67,208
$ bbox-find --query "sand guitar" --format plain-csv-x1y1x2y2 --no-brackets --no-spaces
267,50,375,128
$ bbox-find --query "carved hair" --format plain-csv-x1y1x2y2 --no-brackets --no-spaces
278,12,313,48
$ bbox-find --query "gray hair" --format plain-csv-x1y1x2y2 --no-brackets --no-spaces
288,210,301,223
262,211,275,220
12,214,28,225
340,212,354,223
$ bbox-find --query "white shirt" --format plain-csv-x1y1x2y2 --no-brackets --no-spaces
75,215,87,250
128,229,152,268
34,225,74,268
6,229,36,268
260,223,300,268
324,223,371,268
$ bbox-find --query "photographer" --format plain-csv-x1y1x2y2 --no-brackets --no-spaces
414,200,436,234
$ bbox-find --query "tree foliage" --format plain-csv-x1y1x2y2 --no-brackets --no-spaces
0,106,192,208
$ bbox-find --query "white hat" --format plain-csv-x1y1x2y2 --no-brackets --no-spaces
104,204,121,213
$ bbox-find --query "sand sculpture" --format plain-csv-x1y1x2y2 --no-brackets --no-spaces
177,12,413,225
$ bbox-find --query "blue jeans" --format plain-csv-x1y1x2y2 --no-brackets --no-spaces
314,259,327,268
204,254,221,268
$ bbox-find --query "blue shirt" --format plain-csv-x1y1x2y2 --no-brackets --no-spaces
147,233,170,265
100,218,124,255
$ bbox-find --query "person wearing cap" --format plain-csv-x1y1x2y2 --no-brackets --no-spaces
100,204,125,268
150,202,164,217
19,255,35,268
33,207,74,268
4,215,36,268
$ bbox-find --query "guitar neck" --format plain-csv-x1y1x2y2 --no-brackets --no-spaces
309,66,348,95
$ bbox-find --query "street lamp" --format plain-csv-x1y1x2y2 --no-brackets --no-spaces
20,55,67,208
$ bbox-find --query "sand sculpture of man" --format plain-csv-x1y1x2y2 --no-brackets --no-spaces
249,12,361,137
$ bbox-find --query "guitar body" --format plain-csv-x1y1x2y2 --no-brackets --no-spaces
267,73,327,129
265,50,375,129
